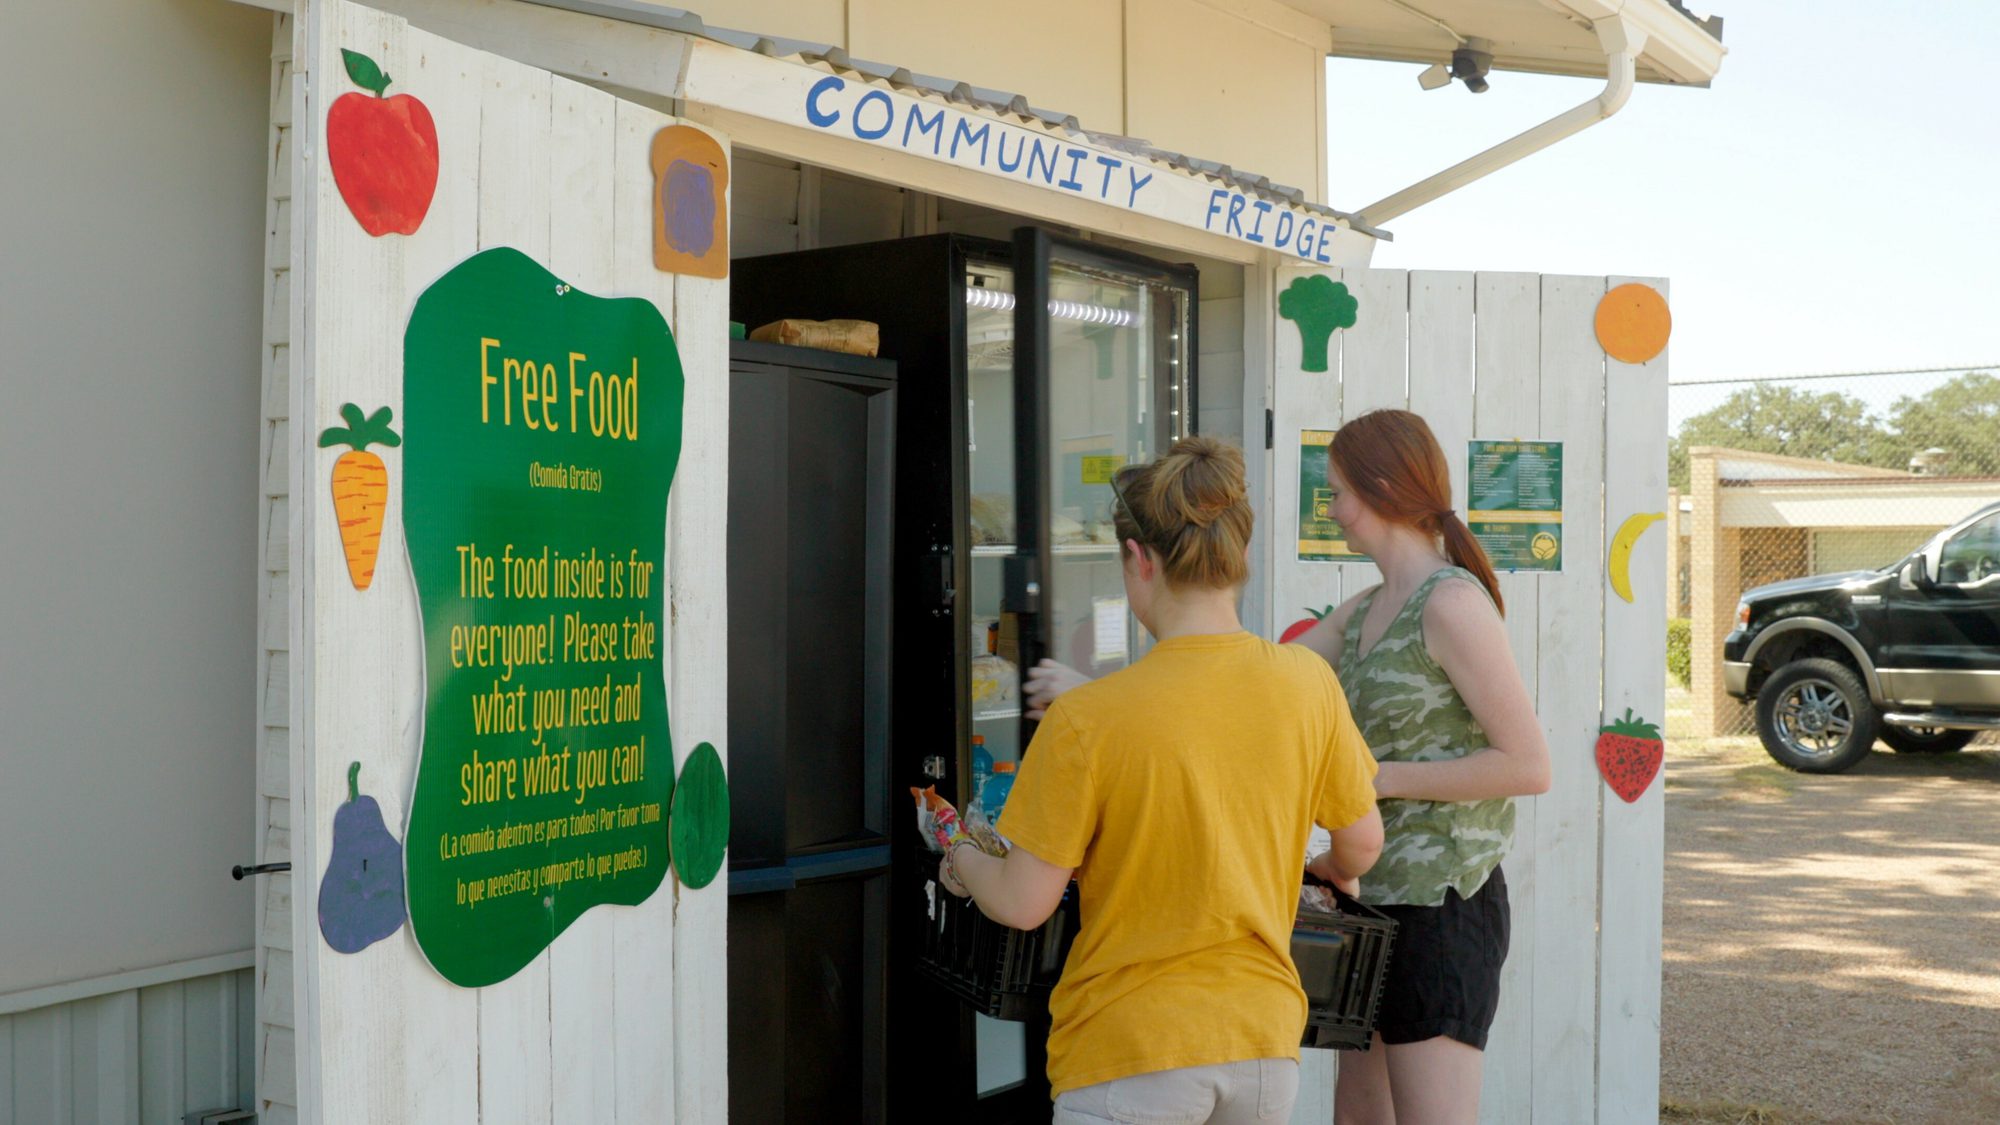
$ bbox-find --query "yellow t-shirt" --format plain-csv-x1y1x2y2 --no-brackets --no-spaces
996,631,1378,1096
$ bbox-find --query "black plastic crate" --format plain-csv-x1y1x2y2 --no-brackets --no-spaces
912,852,1079,1021
1295,885,1397,1052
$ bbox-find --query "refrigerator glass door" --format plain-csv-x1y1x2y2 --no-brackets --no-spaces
964,259,1022,782
1012,230,1196,712
962,257,1033,1099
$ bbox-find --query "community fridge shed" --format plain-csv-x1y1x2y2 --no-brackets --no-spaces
1,0,1721,1121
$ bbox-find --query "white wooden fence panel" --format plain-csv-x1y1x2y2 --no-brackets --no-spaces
296,5,710,1121
607,94,680,1125
470,40,559,1125
1531,274,1609,1123
304,7,487,1122
669,179,734,1125
1275,264,1358,1123
546,74,623,1125
1407,272,1475,521
1598,277,1671,1124
1470,271,1542,1124
1333,266,1409,596
1337,268,1410,417
1271,268,1667,1122
1269,267,1347,645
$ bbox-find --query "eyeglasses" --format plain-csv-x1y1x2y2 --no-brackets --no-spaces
1108,470,1153,548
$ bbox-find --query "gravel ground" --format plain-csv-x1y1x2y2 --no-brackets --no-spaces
1660,721,2000,1124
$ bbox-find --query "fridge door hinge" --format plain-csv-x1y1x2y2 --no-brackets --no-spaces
1265,408,1274,450
926,544,954,615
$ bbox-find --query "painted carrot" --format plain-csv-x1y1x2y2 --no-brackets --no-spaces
318,403,402,590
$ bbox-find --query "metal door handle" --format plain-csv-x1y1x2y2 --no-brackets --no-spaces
232,862,292,880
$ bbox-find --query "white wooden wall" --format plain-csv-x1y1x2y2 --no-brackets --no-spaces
286,3,728,1119
1270,267,1668,1124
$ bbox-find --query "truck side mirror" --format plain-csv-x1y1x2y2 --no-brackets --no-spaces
1905,556,1934,590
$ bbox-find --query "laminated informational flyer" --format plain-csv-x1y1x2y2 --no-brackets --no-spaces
1467,439,1564,572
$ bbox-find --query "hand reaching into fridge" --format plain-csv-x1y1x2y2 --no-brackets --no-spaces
1024,659,1091,718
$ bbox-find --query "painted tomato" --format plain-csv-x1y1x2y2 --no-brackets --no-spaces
327,49,439,237
1279,605,1332,644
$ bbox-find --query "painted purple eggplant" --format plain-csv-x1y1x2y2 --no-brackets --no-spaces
318,762,407,953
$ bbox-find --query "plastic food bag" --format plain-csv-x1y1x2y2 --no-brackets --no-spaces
748,318,880,356
909,785,960,854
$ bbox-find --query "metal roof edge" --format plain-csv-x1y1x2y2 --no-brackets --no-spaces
521,0,1380,234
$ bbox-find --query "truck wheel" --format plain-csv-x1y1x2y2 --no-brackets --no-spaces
1755,658,1879,773
1880,726,1976,754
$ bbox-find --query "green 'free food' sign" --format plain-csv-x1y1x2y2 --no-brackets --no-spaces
402,247,685,987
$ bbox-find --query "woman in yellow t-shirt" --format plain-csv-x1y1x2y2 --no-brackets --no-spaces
943,436,1385,1124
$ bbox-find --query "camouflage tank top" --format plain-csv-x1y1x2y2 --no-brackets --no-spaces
1340,566,1513,907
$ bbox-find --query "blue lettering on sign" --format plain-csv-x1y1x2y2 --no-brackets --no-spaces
1248,200,1273,244
1059,148,1088,191
852,90,894,140
951,119,992,162
1026,139,1059,185
806,75,844,128
903,104,946,154
792,79,1342,258
996,131,1026,172
1126,169,1153,206
1095,155,1122,199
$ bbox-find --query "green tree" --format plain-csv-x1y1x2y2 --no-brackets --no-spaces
1667,383,1904,490
1885,371,2000,476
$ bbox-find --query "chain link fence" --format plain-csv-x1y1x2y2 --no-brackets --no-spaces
1666,367,2000,751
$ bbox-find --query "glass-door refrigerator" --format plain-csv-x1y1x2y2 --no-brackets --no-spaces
731,229,1197,1121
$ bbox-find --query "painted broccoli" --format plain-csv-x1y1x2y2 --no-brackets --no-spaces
1279,275,1359,373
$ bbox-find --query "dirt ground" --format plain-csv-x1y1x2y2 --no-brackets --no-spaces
1660,691,2000,1124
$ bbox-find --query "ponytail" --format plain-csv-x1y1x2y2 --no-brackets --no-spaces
1329,410,1505,617
1437,511,1505,618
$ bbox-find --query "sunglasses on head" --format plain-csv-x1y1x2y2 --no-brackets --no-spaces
1108,470,1154,549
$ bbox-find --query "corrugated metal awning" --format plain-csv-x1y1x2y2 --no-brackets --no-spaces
532,0,1361,228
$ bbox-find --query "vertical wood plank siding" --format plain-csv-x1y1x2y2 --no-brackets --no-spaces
1269,268,1666,1121
257,11,299,1122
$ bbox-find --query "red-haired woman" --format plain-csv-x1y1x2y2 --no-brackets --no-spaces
1028,409,1549,1125
1291,408,1548,1124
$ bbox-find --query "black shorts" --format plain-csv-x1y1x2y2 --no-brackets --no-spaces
1367,867,1510,1051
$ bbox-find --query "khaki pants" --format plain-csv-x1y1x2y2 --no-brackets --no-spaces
1053,1058,1300,1124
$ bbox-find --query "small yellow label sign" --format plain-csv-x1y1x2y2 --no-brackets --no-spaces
1081,455,1125,484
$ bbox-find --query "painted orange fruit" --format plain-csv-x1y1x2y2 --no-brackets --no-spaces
1594,283,1671,365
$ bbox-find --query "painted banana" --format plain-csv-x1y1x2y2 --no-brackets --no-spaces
1607,512,1666,603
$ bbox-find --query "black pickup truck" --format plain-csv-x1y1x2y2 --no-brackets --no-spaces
1723,500,2000,772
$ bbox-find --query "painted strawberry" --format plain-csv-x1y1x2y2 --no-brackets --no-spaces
1280,605,1333,644
1596,708,1663,803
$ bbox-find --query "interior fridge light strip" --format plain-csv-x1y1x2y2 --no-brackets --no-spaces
965,287,1136,328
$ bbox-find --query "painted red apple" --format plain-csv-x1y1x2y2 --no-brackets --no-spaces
327,49,438,237
1280,605,1333,644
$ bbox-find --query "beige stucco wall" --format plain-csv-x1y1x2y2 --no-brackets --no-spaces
1,0,271,999
1689,453,1749,736
693,0,1330,200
